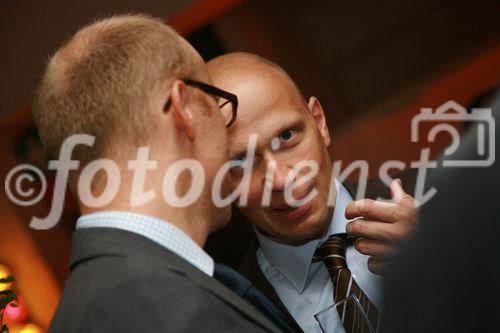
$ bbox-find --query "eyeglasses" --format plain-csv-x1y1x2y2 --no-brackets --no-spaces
164,79,238,128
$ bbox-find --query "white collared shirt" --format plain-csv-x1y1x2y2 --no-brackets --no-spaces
76,211,214,276
255,180,381,332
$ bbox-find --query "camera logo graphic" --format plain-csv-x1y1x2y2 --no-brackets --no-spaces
411,100,495,167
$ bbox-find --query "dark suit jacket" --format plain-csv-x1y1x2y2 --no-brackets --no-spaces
382,106,499,332
49,228,280,333
237,172,417,330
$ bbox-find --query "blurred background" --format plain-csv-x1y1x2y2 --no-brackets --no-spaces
0,0,498,331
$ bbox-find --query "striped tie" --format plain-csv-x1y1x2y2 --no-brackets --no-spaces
314,234,379,333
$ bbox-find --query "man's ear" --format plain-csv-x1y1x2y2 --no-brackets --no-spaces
307,96,331,146
170,80,195,141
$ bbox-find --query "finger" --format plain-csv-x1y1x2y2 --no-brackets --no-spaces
391,178,418,209
345,199,399,222
391,178,405,203
346,219,405,242
354,238,394,257
367,257,384,275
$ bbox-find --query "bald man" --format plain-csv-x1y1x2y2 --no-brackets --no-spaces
207,53,418,332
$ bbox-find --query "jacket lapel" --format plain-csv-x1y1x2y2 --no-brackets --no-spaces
239,235,303,332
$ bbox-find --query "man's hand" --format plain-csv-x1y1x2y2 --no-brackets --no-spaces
345,179,418,274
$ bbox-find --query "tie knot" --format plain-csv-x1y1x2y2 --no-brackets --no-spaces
313,234,348,268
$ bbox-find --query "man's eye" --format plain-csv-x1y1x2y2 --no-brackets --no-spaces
278,129,296,142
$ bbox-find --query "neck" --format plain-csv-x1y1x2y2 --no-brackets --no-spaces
78,137,217,247
80,196,213,247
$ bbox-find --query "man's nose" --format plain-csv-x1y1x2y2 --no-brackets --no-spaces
262,150,295,192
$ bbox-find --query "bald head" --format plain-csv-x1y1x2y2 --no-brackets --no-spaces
208,52,304,104
208,52,287,79
207,53,308,135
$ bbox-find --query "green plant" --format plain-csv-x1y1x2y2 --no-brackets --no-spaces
0,276,17,333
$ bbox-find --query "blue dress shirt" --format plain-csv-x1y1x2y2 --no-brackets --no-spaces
255,180,381,332
76,210,214,276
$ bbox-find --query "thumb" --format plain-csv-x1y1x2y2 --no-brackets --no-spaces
391,178,405,203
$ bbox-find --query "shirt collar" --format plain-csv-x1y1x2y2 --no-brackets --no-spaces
76,211,214,276
255,179,353,292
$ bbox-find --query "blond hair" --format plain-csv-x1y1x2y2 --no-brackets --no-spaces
33,14,196,192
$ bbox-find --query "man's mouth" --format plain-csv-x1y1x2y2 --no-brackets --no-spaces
272,201,312,221
269,182,315,221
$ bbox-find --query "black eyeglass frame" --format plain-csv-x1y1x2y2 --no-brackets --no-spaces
164,79,238,127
